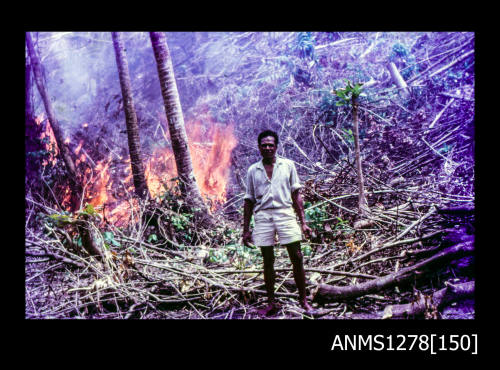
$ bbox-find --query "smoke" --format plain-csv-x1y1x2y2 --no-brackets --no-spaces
37,32,118,138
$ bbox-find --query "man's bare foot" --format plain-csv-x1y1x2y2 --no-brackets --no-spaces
300,300,315,316
258,302,280,317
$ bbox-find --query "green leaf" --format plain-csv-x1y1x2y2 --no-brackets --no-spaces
302,244,312,256
148,234,158,243
103,231,113,240
48,214,74,225
85,203,97,216
102,231,121,247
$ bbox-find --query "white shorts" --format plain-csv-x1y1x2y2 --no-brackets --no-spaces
252,207,303,247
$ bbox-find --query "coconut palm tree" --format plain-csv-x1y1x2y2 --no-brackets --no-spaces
149,32,210,221
26,32,82,210
111,32,148,199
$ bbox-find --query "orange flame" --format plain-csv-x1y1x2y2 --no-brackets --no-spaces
44,110,237,226
74,140,84,155
87,155,112,208
145,119,237,209
35,113,45,126
35,113,59,167
194,123,237,205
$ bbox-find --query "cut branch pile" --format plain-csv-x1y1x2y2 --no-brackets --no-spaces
25,176,474,319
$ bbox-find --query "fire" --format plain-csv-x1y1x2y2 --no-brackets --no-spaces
35,113,59,167
35,113,45,126
74,140,84,155
145,120,237,209
144,147,177,199
35,110,237,226
194,123,237,204
87,155,112,208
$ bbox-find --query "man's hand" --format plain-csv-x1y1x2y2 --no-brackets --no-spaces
301,223,312,240
242,230,253,247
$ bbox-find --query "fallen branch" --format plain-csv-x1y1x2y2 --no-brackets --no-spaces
313,240,473,304
380,280,474,319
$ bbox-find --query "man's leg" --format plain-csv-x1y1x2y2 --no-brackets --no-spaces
258,246,279,316
285,241,313,313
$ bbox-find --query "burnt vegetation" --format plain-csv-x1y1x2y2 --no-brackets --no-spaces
25,32,474,319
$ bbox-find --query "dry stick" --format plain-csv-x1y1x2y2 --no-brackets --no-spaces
406,41,472,85
315,37,359,50
136,260,238,301
26,235,87,269
275,271,293,294
191,262,243,291
49,284,120,316
310,188,357,214
290,136,330,173
26,257,51,263
168,282,206,319
306,190,409,212
134,274,206,304
330,128,352,156
391,123,462,174
40,171,63,211
427,49,474,80
331,228,445,269
427,98,456,131
421,135,457,164
191,267,244,309
313,128,343,166
117,235,189,261
349,255,406,273
357,105,394,126
429,123,464,149
137,260,298,301
386,205,436,243
371,211,409,227
26,262,64,283
25,196,60,216
206,267,376,280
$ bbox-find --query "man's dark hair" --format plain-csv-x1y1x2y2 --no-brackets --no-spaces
258,130,279,146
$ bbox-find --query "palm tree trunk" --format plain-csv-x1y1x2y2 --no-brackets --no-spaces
352,94,369,217
149,32,210,218
25,53,34,123
111,32,148,199
26,32,82,210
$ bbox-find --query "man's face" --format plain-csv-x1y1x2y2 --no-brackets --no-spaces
259,136,277,160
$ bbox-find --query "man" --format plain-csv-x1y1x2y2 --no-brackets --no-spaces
242,130,314,316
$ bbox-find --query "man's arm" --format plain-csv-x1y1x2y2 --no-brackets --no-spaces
292,189,312,239
242,199,254,246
